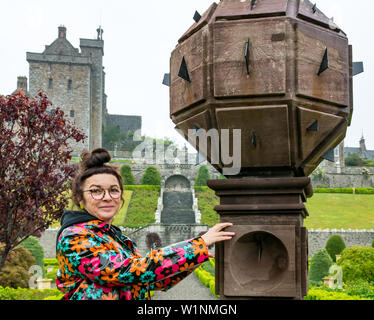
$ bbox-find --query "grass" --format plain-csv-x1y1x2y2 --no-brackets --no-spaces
195,189,374,230
111,190,132,227
122,189,159,228
195,190,220,227
305,193,374,230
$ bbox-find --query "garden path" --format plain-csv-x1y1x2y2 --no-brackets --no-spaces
152,272,217,300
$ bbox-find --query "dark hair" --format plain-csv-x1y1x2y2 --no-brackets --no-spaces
71,148,124,208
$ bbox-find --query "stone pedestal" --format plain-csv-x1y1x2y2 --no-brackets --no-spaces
208,177,313,300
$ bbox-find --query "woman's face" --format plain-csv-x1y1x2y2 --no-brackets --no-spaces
80,173,122,224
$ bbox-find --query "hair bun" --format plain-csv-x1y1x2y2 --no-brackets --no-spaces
80,148,111,169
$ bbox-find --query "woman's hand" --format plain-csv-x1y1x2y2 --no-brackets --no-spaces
201,222,235,247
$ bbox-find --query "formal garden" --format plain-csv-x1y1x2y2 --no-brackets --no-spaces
0,161,373,300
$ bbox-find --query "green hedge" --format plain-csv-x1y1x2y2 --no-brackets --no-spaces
305,287,369,300
0,286,62,300
194,267,219,298
194,186,374,194
314,187,374,194
337,246,374,283
194,259,219,298
123,185,161,191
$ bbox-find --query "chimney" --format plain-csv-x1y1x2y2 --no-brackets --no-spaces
17,76,28,93
58,25,67,39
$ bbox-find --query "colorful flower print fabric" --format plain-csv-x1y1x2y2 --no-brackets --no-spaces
56,219,209,300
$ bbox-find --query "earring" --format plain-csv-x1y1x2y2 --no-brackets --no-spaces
80,203,84,210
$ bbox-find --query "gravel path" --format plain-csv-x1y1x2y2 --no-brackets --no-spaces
152,272,218,300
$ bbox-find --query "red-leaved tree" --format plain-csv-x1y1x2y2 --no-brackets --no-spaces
0,92,86,271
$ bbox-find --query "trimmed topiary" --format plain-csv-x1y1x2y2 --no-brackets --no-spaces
18,236,45,278
325,234,346,262
141,166,161,186
309,248,333,285
120,164,135,185
195,165,211,186
337,246,374,283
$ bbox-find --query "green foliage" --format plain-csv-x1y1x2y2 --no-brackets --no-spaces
194,259,219,298
355,188,374,194
341,280,374,299
124,185,161,191
314,187,355,194
309,249,333,285
123,189,159,228
194,186,210,192
200,260,215,275
111,190,132,227
337,246,374,283
195,189,220,227
141,166,161,186
120,164,135,185
372,239,374,248
305,287,368,300
44,258,59,283
0,286,61,300
18,236,45,277
195,166,211,186
325,235,346,262
345,153,363,167
0,246,35,288
311,167,327,182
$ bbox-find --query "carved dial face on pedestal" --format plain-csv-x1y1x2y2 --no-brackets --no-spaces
224,225,296,297
169,0,353,177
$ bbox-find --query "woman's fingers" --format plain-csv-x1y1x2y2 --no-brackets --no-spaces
213,222,233,231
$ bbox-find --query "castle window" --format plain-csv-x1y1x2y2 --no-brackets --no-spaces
67,79,72,91
48,78,53,89
49,64,53,72
70,110,75,118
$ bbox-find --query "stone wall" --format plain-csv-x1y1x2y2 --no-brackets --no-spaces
308,229,374,257
311,166,374,188
40,227,374,259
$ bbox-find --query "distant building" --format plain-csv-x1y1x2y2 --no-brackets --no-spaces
15,25,141,156
344,135,374,160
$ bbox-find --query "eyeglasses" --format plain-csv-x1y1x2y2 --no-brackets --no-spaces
83,187,122,200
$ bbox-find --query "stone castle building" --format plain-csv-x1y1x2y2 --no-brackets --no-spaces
18,25,141,156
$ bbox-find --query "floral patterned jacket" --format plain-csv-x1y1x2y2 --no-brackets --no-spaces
56,210,209,300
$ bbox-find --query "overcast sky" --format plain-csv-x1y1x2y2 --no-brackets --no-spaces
0,0,372,150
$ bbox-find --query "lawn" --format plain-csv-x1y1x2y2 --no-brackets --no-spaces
122,190,159,228
305,193,374,230
195,189,374,230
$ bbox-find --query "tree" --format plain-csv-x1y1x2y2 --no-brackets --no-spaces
195,165,211,186
0,92,85,271
325,235,346,262
141,166,161,185
145,232,162,251
120,164,135,185
345,153,363,167
309,249,333,284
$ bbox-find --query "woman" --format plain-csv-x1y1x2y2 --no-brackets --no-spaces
56,148,234,300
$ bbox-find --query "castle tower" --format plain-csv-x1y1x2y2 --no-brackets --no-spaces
26,26,105,155
16,76,28,93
